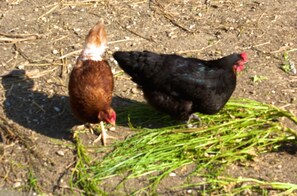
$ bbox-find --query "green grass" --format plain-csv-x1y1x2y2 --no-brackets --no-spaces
250,75,268,83
281,51,296,74
71,98,297,195
26,169,41,194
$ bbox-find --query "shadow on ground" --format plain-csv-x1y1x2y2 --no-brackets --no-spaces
2,73,78,140
1,71,178,140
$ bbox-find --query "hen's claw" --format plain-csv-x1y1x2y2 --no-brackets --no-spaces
93,122,117,146
186,113,202,128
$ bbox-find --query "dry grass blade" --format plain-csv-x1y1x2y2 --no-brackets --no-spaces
0,32,42,39
37,3,60,20
177,40,221,54
0,35,40,43
150,0,194,33
58,39,138,60
0,32,41,43
1,68,57,79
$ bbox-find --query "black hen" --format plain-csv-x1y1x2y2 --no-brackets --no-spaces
113,51,247,120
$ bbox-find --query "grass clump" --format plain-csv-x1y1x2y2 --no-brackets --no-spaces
180,176,297,195
71,131,106,195
25,169,41,194
72,98,297,194
281,51,296,74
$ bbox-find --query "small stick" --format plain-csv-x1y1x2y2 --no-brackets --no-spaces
116,21,155,42
0,32,41,39
58,39,136,60
38,3,60,20
32,100,46,113
242,41,271,50
151,0,194,34
270,47,297,54
58,50,81,60
108,38,136,44
0,37,38,43
177,40,221,54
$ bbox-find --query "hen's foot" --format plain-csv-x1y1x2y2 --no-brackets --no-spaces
93,122,117,146
186,113,202,128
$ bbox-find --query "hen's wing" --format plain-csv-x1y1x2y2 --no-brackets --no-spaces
171,59,229,97
168,58,236,114
69,60,114,123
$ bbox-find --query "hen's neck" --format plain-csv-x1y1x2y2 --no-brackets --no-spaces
81,43,106,61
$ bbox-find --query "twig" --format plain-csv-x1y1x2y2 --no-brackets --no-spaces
58,185,85,194
108,38,136,44
0,32,41,39
13,43,29,61
177,40,221,54
18,63,64,67
116,22,156,42
257,12,266,25
270,47,297,54
57,39,137,60
32,100,46,113
243,41,271,50
50,35,69,43
59,49,67,78
287,48,297,53
100,5,155,42
58,50,81,60
0,37,38,43
38,3,60,20
150,0,194,34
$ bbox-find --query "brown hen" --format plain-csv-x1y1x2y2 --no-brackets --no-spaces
68,21,116,146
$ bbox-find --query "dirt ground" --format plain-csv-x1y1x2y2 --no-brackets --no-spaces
0,0,297,195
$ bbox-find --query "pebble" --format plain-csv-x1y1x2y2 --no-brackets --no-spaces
17,64,25,69
13,181,21,188
131,87,139,94
41,17,47,22
52,49,58,54
73,27,81,32
109,127,116,131
56,150,65,156
169,172,177,177
187,189,192,194
53,106,61,112
186,123,193,128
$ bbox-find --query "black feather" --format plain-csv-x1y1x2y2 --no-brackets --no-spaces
113,51,244,120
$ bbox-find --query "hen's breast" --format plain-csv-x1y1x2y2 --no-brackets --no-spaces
68,60,114,123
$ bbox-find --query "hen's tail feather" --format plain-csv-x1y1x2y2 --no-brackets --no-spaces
113,51,140,73
113,51,163,85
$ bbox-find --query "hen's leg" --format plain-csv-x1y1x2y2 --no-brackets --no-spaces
187,113,201,123
186,113,202,128
93,122,117,146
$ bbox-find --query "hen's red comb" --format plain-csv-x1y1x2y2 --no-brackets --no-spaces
240,52,248,62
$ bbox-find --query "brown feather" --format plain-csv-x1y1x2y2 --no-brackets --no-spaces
68,21,115,126
69,60,114,123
